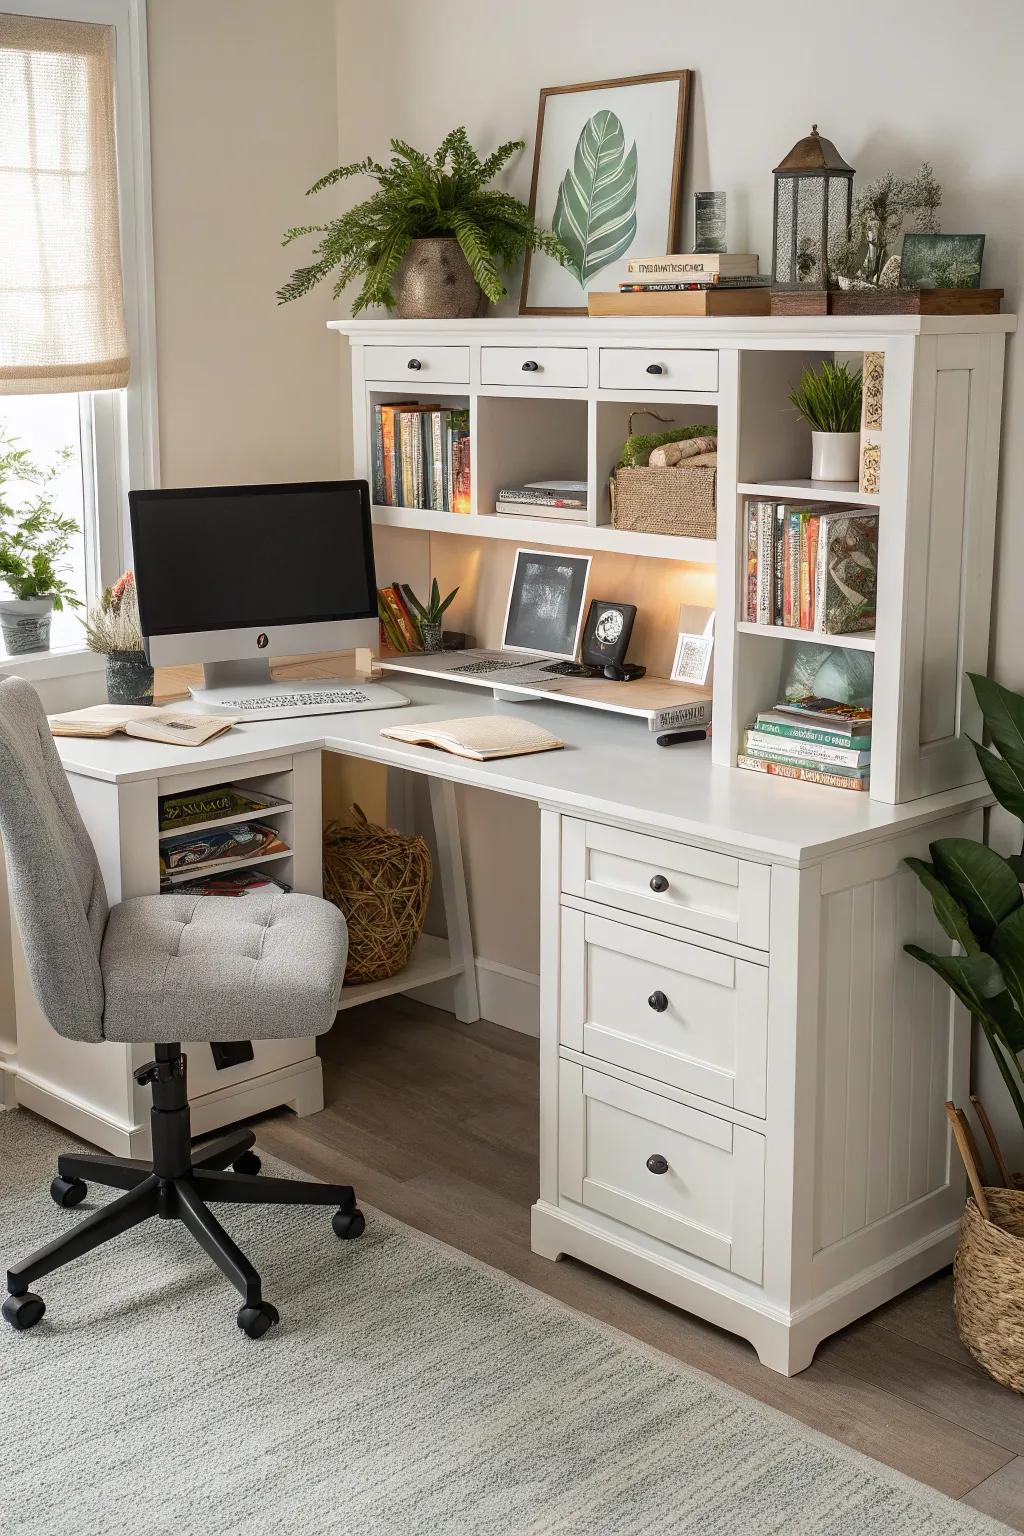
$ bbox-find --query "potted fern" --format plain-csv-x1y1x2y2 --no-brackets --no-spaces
0,427,80,655
787,360,863,482
278,128,568,319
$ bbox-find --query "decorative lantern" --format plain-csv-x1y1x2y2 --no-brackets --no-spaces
772,125,854,289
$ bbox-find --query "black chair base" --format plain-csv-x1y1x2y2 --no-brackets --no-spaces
4,1045,363,1339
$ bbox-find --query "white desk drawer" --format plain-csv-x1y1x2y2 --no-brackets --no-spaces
558,1062,765,1281
364,344,470,385
561,818,770,950
481,345,588,389
598,347,718,393
560,909,767,1116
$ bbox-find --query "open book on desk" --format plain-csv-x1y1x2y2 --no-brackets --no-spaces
49,704,237,747
380,715,564,761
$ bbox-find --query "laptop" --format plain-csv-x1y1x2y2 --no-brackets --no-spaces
383,549,592,686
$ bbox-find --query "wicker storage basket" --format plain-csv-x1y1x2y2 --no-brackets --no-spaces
609,463,717,538
323,806,432,985
954,1188,1024,1394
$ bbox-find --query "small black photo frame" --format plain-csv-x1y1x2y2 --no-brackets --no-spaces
581,600,636,668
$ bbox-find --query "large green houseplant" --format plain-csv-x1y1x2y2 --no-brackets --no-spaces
278,128,568,318
905,673,1024,1146
0,427,79,655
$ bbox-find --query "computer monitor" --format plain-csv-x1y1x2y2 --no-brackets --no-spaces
129,480,380,705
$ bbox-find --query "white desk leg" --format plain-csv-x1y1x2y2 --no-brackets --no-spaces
427,777,480,1024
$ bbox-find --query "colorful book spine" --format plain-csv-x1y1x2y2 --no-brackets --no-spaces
379,585,419,651
736,754,870,791
773,503,785,626
754,718,872,751
371,404,386,505
431,412,445,511
745,501,758,622
755,502,773,624
744,730,870,769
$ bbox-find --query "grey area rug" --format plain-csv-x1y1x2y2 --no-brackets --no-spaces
0,1109,1010,1536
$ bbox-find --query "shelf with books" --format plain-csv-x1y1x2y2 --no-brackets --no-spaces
369,393,472,515
737,479,879,508
162,848,293,888
735,622,875,652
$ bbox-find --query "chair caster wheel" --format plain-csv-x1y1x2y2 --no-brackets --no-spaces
332,1207,366,1240
50,1175,87,1208
232,1151,261,1176
3,1292,45,1331
236,1301,279,1339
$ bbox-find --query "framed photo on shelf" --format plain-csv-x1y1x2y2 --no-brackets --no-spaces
899,232,985,290
671,609,715,686
520,70,692,316
580,600,636,669
503,548,592,660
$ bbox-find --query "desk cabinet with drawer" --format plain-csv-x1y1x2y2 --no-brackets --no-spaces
533,807,977,1375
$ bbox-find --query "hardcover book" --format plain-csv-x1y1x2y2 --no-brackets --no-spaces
814,511,879,634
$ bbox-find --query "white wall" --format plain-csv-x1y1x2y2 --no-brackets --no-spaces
335,0,1024,1149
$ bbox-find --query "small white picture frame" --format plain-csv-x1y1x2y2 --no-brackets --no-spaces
671,609,715,685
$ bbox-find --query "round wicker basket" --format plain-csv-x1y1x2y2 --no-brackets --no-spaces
953,1188,1024,1394
323,807,432,985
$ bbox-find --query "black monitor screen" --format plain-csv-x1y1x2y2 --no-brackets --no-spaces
129,481,376,636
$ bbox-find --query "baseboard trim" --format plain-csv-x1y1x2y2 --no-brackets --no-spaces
474,959,539,1037
15,1071,137,1156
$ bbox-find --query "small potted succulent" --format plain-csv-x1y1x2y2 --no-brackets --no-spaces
278,127,568,319
406,579,458,653
788,359,863,482
0,428,80,654
83,571,154,705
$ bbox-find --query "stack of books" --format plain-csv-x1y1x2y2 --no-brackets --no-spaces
744,499,879,634
588,253,770,317
737,697,872,792
377,582,423,653
371,402,470,513
496,480,588,522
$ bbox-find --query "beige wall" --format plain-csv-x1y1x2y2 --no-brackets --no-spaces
148,0,342,487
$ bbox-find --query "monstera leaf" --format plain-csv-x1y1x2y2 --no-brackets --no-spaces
553,110,637,286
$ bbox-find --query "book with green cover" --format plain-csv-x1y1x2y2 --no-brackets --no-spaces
754,714,872,751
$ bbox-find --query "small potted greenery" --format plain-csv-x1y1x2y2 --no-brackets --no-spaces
0,427,80,654
406,579,458,653
788,360,863,482
83,570,154,705
278,128,568,318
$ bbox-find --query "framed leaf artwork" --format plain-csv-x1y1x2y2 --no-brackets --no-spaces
520,70,691,316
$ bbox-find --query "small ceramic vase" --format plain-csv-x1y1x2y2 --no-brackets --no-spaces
811,431,860,483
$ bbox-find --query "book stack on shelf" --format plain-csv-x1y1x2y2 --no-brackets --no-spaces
377,582,422,653
737,697,872,792
371,402,470,513
496,480,588,523
589,253,770,317
744,499,878,635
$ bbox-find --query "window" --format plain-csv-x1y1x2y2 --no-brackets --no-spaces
0,1,157,668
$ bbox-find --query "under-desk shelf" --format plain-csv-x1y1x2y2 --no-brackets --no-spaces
371,503,715,564
737,479,879,507
335,932,460,1010
736,622,876,652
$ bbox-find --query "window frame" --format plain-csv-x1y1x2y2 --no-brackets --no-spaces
0,0,159,678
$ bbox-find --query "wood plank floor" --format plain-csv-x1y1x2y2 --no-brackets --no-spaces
257,996,1023,1528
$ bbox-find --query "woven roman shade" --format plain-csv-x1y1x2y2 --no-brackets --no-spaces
0,13,129,394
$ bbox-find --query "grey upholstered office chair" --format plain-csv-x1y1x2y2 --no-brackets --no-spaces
0,676,364,1339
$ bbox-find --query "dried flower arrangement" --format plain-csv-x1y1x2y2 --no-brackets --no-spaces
82,570,144,654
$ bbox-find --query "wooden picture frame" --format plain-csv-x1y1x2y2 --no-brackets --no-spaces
520,70,692,317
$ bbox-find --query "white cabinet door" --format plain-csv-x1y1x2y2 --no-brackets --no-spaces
560,908,768,1116
558,1062,765,1282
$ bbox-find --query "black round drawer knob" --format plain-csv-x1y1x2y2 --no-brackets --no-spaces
645,362,664,375
646,1154,669,1175
648,990,668,1013
649,873,669,893
521,359,541,372
407,358,422,370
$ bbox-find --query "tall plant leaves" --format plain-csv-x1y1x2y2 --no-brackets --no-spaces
969,671,1024,762
904,857,980,953
903,945,1008,1017
929,837,1022,938
553,111,637,286
970,736,1024,822
988,908,1024,1048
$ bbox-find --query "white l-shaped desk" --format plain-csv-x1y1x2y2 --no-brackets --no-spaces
13,678,985,1373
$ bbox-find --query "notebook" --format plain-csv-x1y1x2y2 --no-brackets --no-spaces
49,704,237,747
379,715,564,761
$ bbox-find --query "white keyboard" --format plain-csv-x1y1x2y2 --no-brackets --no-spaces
189,680,409,722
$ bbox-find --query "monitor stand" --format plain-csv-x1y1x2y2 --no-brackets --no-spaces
187,655,408,721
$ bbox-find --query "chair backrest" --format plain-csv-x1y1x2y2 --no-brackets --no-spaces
0,677,107,1041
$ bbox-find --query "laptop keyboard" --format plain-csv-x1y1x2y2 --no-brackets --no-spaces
449,658,546,675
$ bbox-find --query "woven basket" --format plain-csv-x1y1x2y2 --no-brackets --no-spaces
953,1188,1024,1394
609,463,717,538
323,806,432,985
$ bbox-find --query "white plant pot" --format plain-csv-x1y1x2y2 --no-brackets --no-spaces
810,431,861,483
0,595,54,655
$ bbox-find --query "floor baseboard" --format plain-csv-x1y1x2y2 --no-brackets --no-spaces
412,957,540,1037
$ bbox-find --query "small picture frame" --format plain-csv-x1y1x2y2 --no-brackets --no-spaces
580,600,636,668
502,548,592,660
899,233,985,290
671,609,715,685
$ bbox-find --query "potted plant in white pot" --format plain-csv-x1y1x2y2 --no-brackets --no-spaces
278,127,568,318
0,427,80,654
788,360,863,483
83,570,154,704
